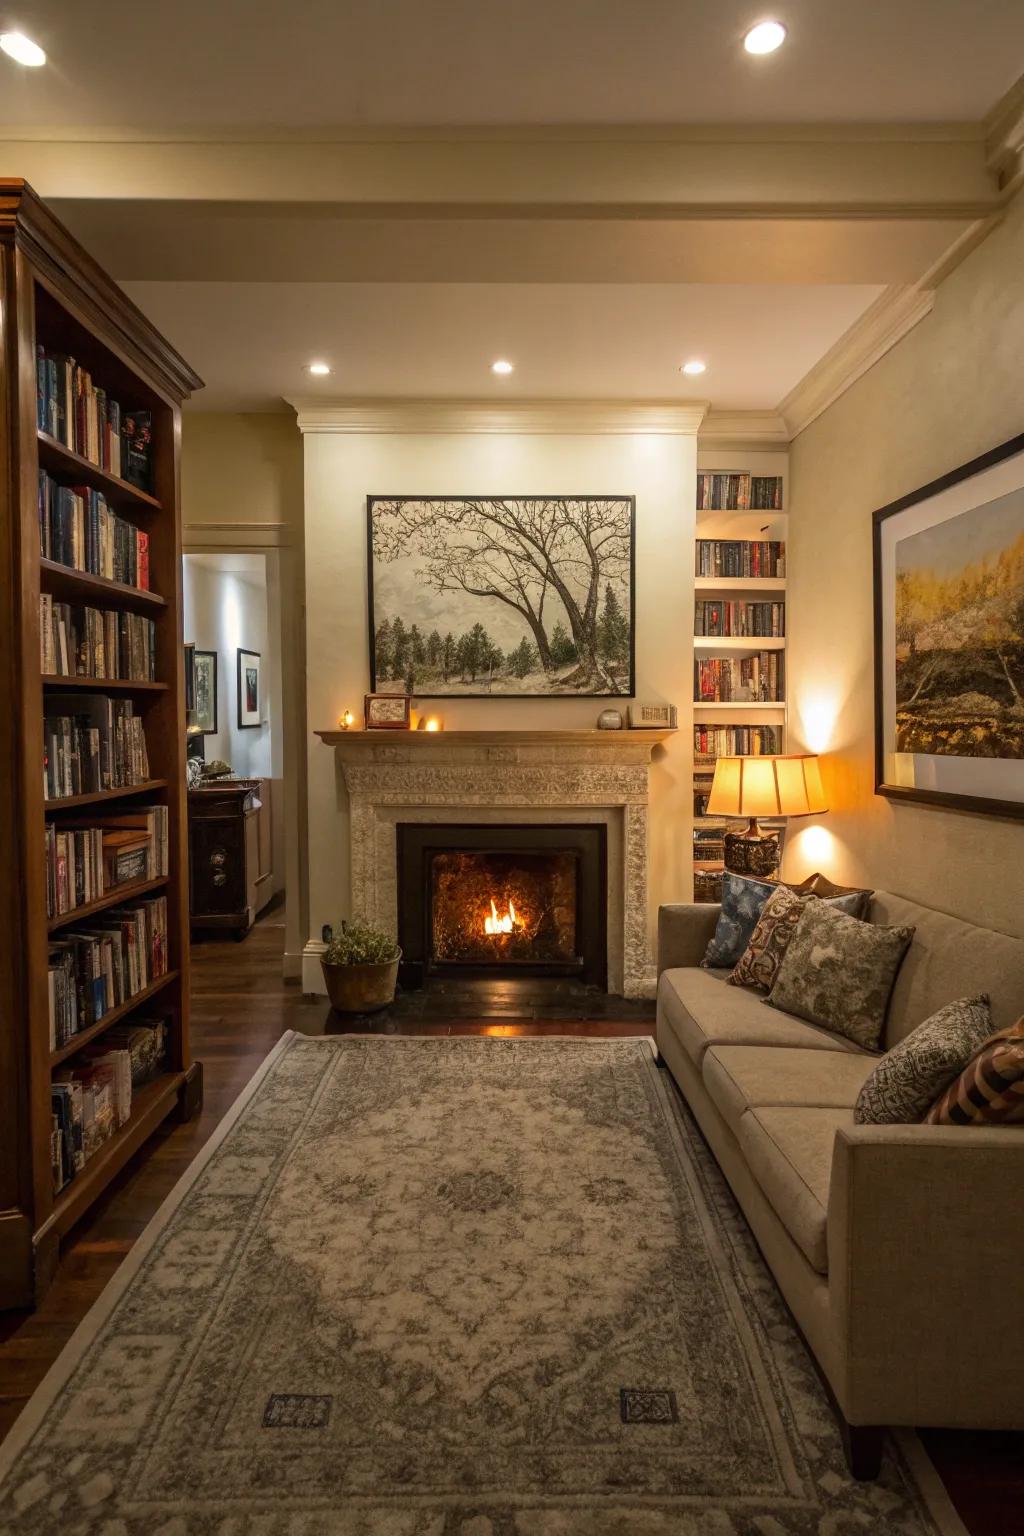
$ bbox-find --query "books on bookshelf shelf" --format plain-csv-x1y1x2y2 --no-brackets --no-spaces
40,594,157,680
50,1015,168,1192
695,652,784,704
47,894,169,1051
696,539,785,579
36,344,153,490
45,805,169,919
693,724,784,763
694,867,725,904
694,598,785,638
39,471,150,589
697,472,783,511
43,695,150,799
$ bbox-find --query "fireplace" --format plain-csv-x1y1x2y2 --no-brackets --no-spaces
396,824,607,987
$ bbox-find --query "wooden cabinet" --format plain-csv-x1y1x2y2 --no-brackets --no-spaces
189,779,273,936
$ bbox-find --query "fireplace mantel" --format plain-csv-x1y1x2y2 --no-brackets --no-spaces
316,727,675,758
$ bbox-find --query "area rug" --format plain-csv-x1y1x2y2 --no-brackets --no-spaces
0,1034,966,1535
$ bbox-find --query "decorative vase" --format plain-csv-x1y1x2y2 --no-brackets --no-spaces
321,953,401,1013
597,709,623,730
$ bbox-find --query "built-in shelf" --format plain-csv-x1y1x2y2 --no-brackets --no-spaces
49,969,179,1069
696,508,787,540
42,674,167,692
693,635,785,651
692,701,786,712
48,875,168,934
45,778,168,812
694,576,786,592
693,859,726,871
40,558,166,613
37,430,163,513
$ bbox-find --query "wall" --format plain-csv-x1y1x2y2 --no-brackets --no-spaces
182,554,273,781
300,419,698,981
785,192,1024,939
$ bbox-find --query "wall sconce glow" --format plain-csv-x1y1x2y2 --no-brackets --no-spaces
491,359,514,376
743,20,786,54
0,31,46,65
306,361,332,377
680,360,707,376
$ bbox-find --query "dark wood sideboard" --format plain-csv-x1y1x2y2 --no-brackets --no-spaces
188,779,273,936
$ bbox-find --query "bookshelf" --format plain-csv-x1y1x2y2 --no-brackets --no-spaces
0,180,203,1307
692,450,789,902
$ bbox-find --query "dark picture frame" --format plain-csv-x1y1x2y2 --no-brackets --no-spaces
193,649,218,734
873,431,1024,821
237,647,261,730
367,495,636,699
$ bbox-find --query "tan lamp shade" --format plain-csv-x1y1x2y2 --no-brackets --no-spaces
706,754,828,819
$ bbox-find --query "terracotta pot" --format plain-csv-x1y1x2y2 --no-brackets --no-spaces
321,953,401,1013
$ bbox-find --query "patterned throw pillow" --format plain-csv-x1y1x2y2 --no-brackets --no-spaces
765,900,914,1051
789,871,874,908
854,996,993,1124
701,872,777,968
727,885,812,992
925,1016,1024,1125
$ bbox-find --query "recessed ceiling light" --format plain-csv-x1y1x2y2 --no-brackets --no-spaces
306,361,332,377
0,31,46,66
680,359,707,376
743,20,786,54
491,359,514,376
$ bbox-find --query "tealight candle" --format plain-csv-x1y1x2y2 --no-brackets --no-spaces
424,716,442,732
338,709,354,730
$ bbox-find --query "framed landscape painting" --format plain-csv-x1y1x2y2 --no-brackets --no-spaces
193,649,218,734
873,432,1024,820
367,496,635,698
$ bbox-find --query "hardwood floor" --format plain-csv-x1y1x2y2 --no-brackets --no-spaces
0,909,1019,1532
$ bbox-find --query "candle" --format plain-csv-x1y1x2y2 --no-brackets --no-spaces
338,709,354,730
424,716,442,732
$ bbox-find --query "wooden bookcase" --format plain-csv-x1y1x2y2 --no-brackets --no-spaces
692,448,790,901
0,180,204,1307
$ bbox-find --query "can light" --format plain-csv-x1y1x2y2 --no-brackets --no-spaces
0,31,46,66
680,359,707,376
491,359,514,376
743,20,787,54
306,361,332,377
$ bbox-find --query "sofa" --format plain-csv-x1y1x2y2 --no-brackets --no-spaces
656,889,1024,1477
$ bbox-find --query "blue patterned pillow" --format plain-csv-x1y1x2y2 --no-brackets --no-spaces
701,873,777,969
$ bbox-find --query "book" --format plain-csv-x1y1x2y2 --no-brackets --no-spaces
43,694,150,798
38,470,153,590
39,596,156,680
694,652,785,704
697,472,783,511
694,599,785,638
695,540,786,579
36,346,141,482
692,724,783,763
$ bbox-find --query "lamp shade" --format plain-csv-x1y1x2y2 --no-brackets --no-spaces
706,755,827,818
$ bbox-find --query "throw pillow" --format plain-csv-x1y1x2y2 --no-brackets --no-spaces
854,995,993,1124
789,870,873,911
701,872,777,968
765,900,914,1051
925,1016,1024,1125
727,885,812,992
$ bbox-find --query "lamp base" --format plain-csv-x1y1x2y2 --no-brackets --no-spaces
724,820,780,879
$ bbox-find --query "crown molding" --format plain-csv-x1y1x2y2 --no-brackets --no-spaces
287,399,709,436
984,70,1024,192
777,284,935,440
697,410,790,448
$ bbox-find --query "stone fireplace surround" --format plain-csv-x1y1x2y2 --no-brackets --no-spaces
310,729,674,998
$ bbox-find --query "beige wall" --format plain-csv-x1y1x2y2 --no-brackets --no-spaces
785,193,1024,939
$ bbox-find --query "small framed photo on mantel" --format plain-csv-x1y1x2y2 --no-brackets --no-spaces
365,693,412,730
237,648,262,730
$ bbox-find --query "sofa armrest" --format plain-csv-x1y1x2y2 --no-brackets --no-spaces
657,904,720,974
828,1122,1024,1425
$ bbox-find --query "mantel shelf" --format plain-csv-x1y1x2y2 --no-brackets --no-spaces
316,727,677,747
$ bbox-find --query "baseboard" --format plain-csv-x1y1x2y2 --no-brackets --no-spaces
302,940,328,996
282,949,304,981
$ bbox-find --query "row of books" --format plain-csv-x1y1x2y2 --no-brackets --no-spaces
693,724,784,763
694,867,725,904
45,806,169,919
47,895,169,1049
695,652,785,704
39,595,157,681
693,827,726,863
697,472,784,511
36,343,153,490
51,1016,167,1192
39,472,150,589
696,540,785,579
694,599,785,638
43,696,150,800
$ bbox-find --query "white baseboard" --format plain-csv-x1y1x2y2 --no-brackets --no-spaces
282,949,304,981
302,940,328,996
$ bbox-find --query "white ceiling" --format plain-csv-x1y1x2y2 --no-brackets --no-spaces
2,0,1021,129
123,280,885,412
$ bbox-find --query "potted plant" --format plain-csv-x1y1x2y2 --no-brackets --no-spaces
321,918,401,1013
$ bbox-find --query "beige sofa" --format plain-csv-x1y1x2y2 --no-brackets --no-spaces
656,889,1024,1477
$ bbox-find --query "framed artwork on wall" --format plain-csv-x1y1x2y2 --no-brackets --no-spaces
193,650,218,734
873,431,1024,820
237,647,262,729
367,495,636,698
364,692,412,730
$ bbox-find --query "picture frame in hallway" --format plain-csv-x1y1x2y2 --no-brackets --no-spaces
873,430,1024,821
367,495,636,698
193,650,218,734
237,647,262,729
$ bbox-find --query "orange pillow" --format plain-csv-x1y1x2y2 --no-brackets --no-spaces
925,1017,1024,1125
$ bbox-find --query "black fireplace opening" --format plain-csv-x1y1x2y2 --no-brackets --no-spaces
396,823,607,988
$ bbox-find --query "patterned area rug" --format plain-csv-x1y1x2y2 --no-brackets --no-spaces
0,1035,965,1535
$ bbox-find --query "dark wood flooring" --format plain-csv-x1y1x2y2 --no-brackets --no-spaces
1,908,1020,1532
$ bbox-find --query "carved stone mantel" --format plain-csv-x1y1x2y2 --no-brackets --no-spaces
315,729,674,997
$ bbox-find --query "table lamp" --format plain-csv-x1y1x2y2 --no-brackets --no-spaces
706,754,827,878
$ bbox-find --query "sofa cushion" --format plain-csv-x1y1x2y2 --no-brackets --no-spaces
871,891,1024,1043
854,995,993,1124
738,1106,852,1274
702,1044,875,1136
657,967,865,1069
701,871,778,968
925,1016,1024,1126
728,884,812,992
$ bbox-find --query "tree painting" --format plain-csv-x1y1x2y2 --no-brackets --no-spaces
894,487,1024,758
368,497,634,696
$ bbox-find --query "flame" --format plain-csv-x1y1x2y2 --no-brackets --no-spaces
484,897,518,935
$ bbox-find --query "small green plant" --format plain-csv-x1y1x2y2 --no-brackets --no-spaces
323,918,399,966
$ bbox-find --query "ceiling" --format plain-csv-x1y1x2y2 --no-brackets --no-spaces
2,0,1022,129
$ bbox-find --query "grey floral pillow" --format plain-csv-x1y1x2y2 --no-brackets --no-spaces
701,872,777,968
766,900,914,1051
854,995,993,1124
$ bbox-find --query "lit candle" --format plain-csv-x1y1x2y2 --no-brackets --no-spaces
338,709,354,730
424,716,442,732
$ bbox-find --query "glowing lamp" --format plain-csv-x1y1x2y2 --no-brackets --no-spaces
707,754,827,878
